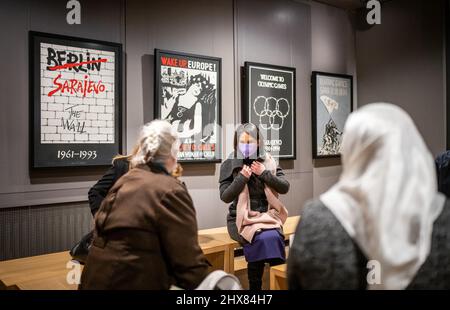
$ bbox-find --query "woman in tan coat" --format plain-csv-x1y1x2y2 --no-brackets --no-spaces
79,120,208,290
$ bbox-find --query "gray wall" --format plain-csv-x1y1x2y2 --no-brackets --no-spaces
125,0,357,229
0,0,125,260
0,0,125,209
0,0,356,260
125,0,314,229
356,0,446,156
235,0,313,221
125,0,236,229
311,1,357,196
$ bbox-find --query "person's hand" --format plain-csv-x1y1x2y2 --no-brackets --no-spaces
251,161,266,176
172,88,186,98
240,165,252,179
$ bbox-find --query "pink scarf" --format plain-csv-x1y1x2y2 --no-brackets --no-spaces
235,155,288,243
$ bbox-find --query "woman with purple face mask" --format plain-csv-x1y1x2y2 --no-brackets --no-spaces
219,123,290,290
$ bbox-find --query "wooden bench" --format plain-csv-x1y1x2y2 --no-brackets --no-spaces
0,240,232,290
198,215,300,274
234,245,290,290
0,216,300,290
270,264,287,290
0,252,78,290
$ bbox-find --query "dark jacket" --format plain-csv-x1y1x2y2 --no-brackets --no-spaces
70,159,129,264
88,158,129,216
80,163,209,290
288,200,450,290
219,155,290,244
436,151,450,198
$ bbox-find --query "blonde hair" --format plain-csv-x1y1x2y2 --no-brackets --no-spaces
130,120,179,168
112,144,139,166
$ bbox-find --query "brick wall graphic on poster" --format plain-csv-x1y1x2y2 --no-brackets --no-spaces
40,43,115,144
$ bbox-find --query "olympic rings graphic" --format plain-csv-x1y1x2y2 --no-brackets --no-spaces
253,96,290,130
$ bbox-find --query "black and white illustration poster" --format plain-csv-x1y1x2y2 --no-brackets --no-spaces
155,49,221,163
312,71,353,159
244,62,296,160
30,32,122,169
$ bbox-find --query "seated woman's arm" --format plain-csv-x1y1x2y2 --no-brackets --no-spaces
258,166,290,194
158,186,209,289
219,173,248,203
287,201,367,290
88,159,128,216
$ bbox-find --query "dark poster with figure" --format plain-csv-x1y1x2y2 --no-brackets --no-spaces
312,71,353,159
29,31,122,169
155,49,221,163
244,62,296,160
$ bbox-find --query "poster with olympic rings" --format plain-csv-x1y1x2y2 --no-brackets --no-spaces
311,71,353,159
244,62,296,160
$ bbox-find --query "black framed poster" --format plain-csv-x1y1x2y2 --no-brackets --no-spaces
312,71,353,159
244,62,296,160
155,49,221,163
29,31,122,169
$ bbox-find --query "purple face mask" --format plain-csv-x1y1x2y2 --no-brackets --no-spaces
238,142,258,158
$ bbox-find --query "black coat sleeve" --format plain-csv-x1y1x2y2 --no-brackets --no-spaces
219,173,248,204
88,159,129,216
258,166,290,194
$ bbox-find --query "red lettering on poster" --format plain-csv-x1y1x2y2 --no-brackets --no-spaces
161,56,187,68
48,74,106,97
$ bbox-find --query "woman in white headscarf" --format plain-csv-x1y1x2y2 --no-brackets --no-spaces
288,103,450,290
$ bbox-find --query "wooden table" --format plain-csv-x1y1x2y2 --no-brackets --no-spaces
0,216,300,290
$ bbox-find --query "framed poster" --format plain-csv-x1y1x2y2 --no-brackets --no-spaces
29,31,122,169
312,71,353,159
244,62,296,160
155,49,221,163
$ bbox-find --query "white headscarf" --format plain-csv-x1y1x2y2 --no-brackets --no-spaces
320,103,445,290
